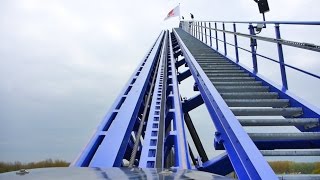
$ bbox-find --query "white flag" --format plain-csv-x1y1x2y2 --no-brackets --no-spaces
164,5,180,21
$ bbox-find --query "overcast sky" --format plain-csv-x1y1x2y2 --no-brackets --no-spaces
0,0,319,163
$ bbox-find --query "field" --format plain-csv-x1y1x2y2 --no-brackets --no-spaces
0,159,69,173
1,159,320,174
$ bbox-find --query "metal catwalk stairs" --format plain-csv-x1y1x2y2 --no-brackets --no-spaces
172,27,320,179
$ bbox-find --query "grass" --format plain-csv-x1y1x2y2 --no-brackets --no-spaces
269,161,320,174
0,159,70,173
1,159,320,175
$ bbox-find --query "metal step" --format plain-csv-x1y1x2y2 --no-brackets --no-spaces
207,73,249,77
231,107,303,117
193,56,222,59
198,62,231,65
205,70,246,73
212,81,263,86
215,86,269,93
190,48,215,54
202,66,240,70
221,92,279,99
225,99,289,107
200,64,238,69
238,118,319,126
249,132,320,141
210,77,255,82
197,60,227,63
261,150,320,156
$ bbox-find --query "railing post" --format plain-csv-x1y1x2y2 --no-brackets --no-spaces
275,24,288,90
201,22,204,42
215,22,218,50
233,23,240,63
248,24,258,73
193,22,195,36
204,22,208,45
209,22,212,47
222,23,227,56
197,22,199,39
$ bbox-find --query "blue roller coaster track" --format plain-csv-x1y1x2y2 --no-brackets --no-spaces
69,20,320,179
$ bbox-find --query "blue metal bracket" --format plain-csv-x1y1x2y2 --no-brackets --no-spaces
175,58,186,68
177,69,191,82
182,94,204,113
198,153,233,176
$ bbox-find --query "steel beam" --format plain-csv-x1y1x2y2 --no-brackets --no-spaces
184,113,208,162
198,152,233,176
165,32,191,169
182,94,204,113
177,69,192,82
139,31,168,168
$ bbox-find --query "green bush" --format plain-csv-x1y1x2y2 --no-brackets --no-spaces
0,159,69,173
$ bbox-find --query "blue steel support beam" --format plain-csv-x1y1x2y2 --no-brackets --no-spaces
175,58,186,68
182,94,204,113
139,31,168,168
166,32,191,169
71,31,165,167
173,28,277,179
177,69,191,83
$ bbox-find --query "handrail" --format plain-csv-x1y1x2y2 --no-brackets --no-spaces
195,24,320,52
205,29,320,80
181,20,320,25
180,20,320,90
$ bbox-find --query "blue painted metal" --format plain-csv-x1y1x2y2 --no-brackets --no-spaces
198,153,233,176
72,31,165,167
193,22,195,36
195,20,320,25
173,28,278,179
182,94,204,113
72,16,320,179
183,20,320,129
201,22,204,42
275,24,288,90
209,22,212,47
248,24,258,73
197,22,199,39
233,23,239,63
215,22,218,50
175,58,186,68
204,22,208,45
139,31,168,168
222,23,227,56
177,69,191,82
166,32,191,169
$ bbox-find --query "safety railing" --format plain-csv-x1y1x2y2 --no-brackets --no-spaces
180,21,320,90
